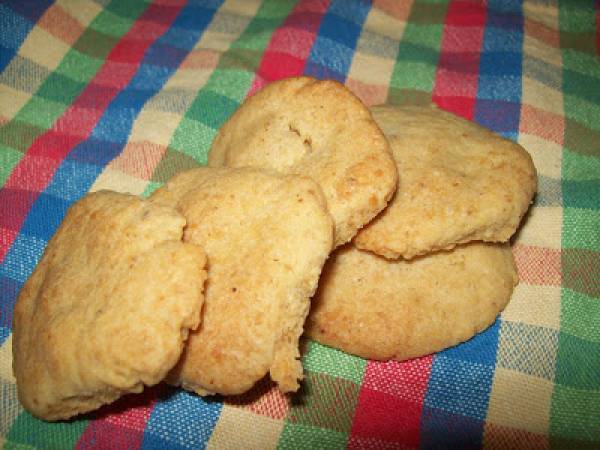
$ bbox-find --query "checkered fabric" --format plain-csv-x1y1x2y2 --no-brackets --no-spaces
1,0,599,448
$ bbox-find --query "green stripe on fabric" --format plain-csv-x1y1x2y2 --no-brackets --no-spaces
0,0,148,157
0,146,22,186
387,0,449,105
561,179,600,209
72,27,120,60
303,340,366,385
555,0,597,54
563,116,600,157
151,146,203,183
16,97,67,130
54,50,108,83
562,247,600,297
5,413,88,449
559,6,600,158
91,2,149,37
286,372,361,433
561,289,600,343
562,209,600,251
550,384,600,445
553,1,600,445
277,422,348,450
0,121,45,153
562,148,600,180
555,331,600,389
165,0,296,166
141,180,162,198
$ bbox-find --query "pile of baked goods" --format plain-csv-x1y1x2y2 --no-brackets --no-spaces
12,76,537,421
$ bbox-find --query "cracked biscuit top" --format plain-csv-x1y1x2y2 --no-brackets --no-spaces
208,76,398,248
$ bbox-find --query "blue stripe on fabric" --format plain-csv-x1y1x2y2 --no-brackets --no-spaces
0,234,44,345
141,390,222,449
0,1,53,72
0,234,48,284
304,0,371,82
419,322,505,448
0,326,9,343
0,1,223,307
474,0,524,138
424,355,496,421
440,317,503,366
0,274,23,342
420,405,485,449
418,2,525,447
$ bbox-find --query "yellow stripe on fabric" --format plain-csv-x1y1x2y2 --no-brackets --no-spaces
0,334,15,384
486,367,553,436
18,27,72,72
0,335,22,440
522,77,563,115
523,0,560,29
207,406,284,450
57,0,103,27
346,5,410,105
518,135,562,179
0,86,31,122
502,283,562,331
515,206,562,250
90,169,152,196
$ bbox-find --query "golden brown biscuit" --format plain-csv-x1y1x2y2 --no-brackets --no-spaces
12,191,207,421
151,167,333,396
354,105,537,259
208,76,398,248
305,243,518,361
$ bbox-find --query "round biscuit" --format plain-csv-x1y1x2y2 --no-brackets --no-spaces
208,76,398,248
354,104,537,259
305,242,518,361
12,191,207,421
151,167,333,396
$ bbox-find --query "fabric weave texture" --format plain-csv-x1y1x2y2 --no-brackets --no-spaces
0,0,599,448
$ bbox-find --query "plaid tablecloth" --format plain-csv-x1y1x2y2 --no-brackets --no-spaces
1,0,599,448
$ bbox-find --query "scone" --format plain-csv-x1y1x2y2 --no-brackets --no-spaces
151,167,333,395
305,243,518,361
354,104,537,259
12,191,207,421
208,76,398,248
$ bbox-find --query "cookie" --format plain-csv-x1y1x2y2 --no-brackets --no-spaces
354,104,537,259
12,191,207,421
208,76,398,248
305,243,518,361
151,167,333,396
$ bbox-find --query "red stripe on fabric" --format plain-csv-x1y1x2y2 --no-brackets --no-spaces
432,0,486,119
349,357,434,448
0,1,186,263
247,0,330,95
75,387,160,450
512,244,562,286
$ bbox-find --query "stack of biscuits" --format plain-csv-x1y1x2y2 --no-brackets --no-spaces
12,77,537,421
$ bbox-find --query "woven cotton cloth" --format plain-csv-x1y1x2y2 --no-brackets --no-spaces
1,0,599,448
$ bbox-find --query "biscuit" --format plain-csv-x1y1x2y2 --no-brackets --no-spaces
12,191,207,421
305,243,518,361
208,76,398,248
354,105,537,259
151,167,333,396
